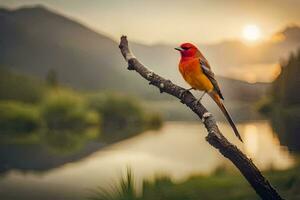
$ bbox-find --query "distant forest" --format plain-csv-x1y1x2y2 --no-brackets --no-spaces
259,49,300,152
272,49,300,106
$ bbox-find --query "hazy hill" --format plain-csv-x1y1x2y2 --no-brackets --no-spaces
0,6,145,93
2,6,298,101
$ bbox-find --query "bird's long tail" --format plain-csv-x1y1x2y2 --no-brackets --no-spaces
209,91,243,142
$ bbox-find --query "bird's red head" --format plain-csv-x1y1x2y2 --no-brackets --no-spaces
175,43,199,58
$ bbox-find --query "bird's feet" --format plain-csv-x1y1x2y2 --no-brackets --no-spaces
179,87,194,99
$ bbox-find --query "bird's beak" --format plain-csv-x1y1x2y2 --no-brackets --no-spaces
174,47,183,52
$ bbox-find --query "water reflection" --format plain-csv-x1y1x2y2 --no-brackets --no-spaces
270,111,300,153
240,122,294,170
0,128,104,174
0,124,146,174
0,121,295,200
244,125,258,157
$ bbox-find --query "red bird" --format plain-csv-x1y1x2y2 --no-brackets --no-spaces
175,43,243,142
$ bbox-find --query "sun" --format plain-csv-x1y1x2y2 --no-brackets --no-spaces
242,24,261,42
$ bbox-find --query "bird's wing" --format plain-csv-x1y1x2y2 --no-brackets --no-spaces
199,58,224,100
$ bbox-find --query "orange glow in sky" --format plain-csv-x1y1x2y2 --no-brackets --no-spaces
0,0,300,45
242,24,261,42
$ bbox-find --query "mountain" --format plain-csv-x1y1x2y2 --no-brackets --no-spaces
0,6,148,94
2,6,298,102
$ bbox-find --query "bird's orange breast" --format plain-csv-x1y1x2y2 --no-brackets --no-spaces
179,58,214,92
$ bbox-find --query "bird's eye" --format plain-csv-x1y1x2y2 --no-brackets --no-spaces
182,47,190,50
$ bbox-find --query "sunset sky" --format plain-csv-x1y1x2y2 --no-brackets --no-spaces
1,0,300,45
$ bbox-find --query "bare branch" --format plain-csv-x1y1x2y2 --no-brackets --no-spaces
119,36,283,200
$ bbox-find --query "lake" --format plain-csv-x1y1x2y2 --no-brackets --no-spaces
0,121,295,200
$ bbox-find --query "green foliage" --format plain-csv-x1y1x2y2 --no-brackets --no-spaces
85,111,101,127
91,163,300,200
89,93,162,133
272,49,300,106
144,113,163,130
91,94,144,128
0,68,45,103
0,101,40,134
140,174,255,200
0,68,162,144
41,90,97,130
90,168,137,200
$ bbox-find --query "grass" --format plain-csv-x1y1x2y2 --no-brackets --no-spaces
89,168,137,200
90,162,300,200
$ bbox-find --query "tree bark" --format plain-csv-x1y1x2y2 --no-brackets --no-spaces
119,36,283,200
